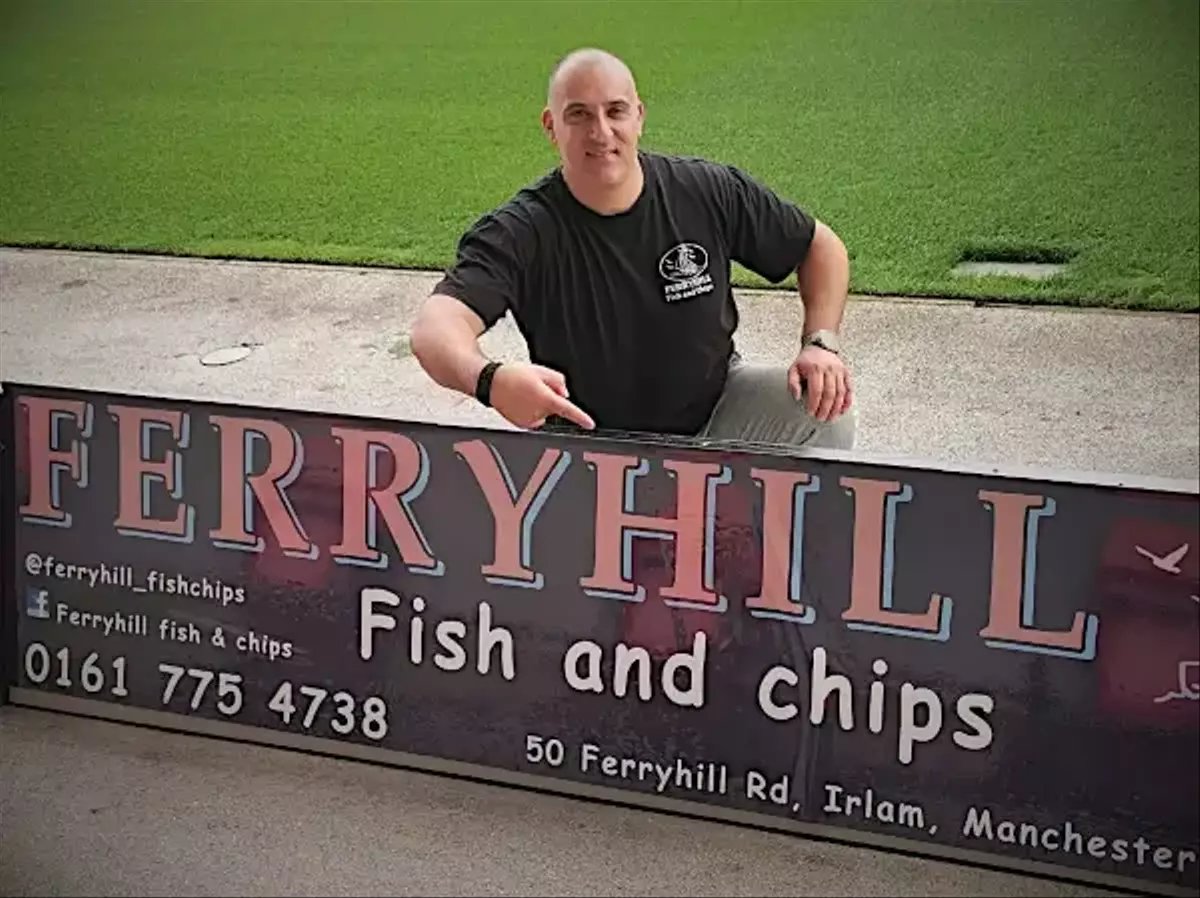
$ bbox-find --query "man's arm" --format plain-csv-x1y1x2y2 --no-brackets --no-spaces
409,291,595,431
409,293,491,397
713,161,853,420
796,220,850,337
791,219,852,419
408,216,596,430
410,209,517,397
714,161,848,329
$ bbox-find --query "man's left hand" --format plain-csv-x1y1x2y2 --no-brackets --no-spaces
788,345,852,422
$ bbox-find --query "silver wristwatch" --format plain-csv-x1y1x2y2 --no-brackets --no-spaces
802,329,841,355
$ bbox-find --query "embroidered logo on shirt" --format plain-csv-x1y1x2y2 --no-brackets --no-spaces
658,242,714,302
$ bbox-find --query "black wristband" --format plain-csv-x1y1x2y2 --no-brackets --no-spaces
474,360,502,407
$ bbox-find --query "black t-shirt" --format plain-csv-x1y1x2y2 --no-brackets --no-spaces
432,150,816,435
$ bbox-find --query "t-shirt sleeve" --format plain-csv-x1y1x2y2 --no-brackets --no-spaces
716,163,817,284
431,211,523,329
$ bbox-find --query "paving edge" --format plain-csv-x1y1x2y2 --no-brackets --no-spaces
4,245,1196,319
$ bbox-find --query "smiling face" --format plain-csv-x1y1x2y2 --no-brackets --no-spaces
542,50,646,204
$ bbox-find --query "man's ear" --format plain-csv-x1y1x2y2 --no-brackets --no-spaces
541,107,556,143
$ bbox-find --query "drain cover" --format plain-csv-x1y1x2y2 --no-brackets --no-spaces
952,261,1067,280
200,345,254,366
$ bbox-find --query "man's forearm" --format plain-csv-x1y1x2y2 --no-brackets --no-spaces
423,341,490,397
797,221,850,336
409,296,491,396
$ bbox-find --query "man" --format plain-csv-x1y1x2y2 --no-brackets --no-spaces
409,47,856,451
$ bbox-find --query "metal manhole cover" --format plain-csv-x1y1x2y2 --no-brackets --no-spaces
200,345,254,366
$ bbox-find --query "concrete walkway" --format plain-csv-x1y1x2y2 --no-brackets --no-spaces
0,247,1195,482
2,246,1197,898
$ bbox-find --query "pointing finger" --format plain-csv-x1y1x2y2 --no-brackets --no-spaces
550,394,596,431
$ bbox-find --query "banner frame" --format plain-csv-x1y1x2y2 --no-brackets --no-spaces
1,386,17,708
1,377,1196,898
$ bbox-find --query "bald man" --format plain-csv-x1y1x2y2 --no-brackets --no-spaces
410,48,856,450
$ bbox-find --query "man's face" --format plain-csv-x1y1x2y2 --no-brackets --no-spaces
542,62,645,188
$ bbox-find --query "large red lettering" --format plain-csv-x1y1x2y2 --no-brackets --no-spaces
978,491,1097,660
18,396,92,527
580,452,729,609
110,404,193,541
208,415,315,557
840,477,951,640
330,427,442,574
454,439,570,588
744,468,821,623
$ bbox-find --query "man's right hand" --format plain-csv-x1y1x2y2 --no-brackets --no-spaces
488,363,596,431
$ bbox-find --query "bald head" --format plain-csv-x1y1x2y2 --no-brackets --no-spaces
540,47,646,207
547,48,638,110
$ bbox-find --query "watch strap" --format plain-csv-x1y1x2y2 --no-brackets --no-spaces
474,360,502,407
802,329,841,355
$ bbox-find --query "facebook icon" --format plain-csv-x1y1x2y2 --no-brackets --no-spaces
25,587,50,620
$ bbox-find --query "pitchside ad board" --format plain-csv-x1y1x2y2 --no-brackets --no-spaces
1,381,1197,896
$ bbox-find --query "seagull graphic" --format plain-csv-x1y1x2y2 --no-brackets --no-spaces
1135,543,1189,574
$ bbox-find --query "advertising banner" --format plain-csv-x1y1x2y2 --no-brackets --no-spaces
2,381,1197,896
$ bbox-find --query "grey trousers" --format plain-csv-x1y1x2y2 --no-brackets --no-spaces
542,355,858,452
696,355,858,451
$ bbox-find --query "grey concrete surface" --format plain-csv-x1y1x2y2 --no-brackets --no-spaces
0,247,1197,482
0,246,1194,898
0,707,1121,898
